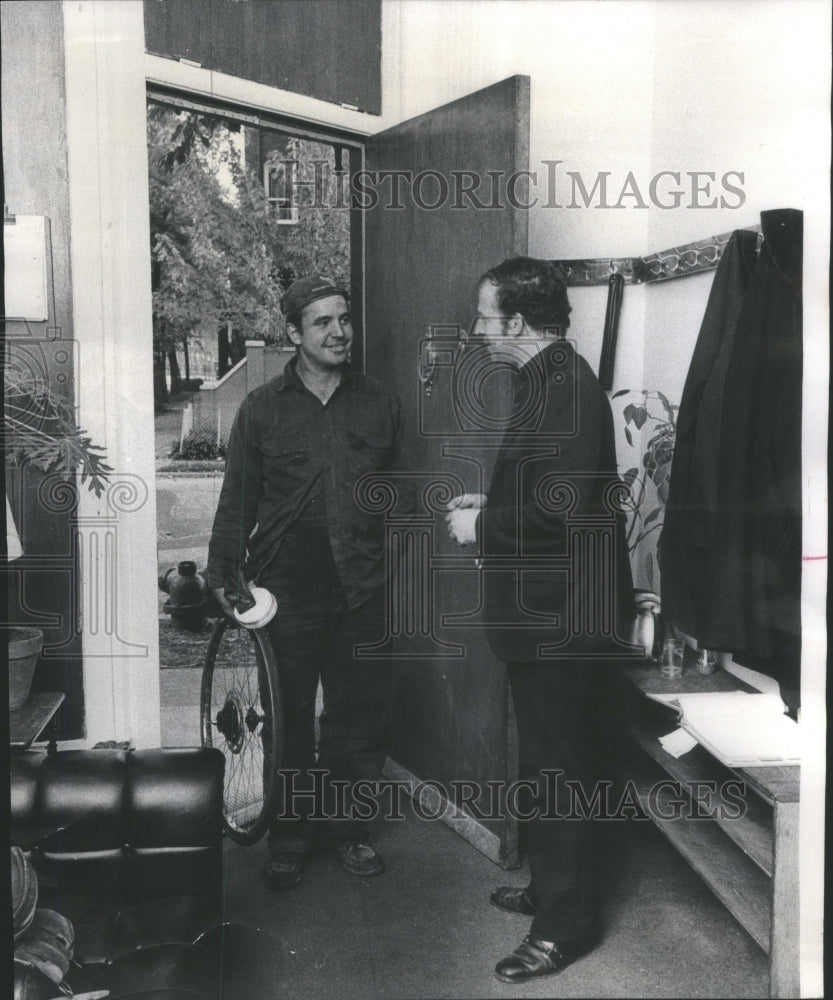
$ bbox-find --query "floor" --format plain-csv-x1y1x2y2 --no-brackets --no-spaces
207,802,769,999
159,668,770,998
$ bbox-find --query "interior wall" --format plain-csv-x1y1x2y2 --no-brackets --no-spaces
643,0,830,405
640,20,828,986
381,4,828,987
381,0,829,579
382,0,659,390
383,1,654,253
382,0,828,397
2,0,85,737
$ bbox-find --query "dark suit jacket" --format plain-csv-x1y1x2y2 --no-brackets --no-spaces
480,339,634,663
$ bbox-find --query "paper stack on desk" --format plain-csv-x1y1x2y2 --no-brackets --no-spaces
649,691,801,767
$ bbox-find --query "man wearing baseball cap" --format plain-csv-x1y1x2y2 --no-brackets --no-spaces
208,273,404,890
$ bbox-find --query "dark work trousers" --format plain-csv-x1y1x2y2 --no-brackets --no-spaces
507,661,611,946
260,523,391,856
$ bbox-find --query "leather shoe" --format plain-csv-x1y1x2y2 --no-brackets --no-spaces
490,886,537,916
263,853,310,890
328,842,384,877
494,935,581,983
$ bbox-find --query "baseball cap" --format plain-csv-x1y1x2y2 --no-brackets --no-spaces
280,273,348,318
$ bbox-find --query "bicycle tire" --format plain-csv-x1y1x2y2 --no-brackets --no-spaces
200,618,283,845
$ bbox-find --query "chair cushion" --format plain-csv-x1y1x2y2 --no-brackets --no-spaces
10,748,225,902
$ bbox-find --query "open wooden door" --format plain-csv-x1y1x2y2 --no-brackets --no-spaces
364,76,530,866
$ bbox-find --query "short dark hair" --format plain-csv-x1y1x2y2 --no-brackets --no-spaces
479,257,571,333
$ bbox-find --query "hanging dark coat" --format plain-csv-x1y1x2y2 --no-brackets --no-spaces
661,209,802,691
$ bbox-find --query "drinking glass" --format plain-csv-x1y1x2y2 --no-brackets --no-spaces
660,638,684,679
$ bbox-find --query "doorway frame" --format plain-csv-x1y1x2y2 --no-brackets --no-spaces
63,2,377,747
146,84,368,369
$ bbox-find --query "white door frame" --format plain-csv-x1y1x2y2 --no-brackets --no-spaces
61,0,386,747
63,1,160,747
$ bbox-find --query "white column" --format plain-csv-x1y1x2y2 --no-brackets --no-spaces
63,0,161,747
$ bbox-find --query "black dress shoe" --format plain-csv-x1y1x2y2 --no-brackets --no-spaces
490,886,538,916
263,852,310,890
494,935,581,983
327,842,384,876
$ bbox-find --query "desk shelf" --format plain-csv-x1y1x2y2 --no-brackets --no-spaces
9,692,65,751
620,667,800,999
629,747,772,952
629,712,774,875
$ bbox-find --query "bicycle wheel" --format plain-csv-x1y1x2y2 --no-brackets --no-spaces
200,618,283,845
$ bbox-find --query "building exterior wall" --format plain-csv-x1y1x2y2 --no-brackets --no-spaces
144,0,382,114
184,345,295,448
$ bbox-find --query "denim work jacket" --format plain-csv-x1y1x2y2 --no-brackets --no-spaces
207,356,406,609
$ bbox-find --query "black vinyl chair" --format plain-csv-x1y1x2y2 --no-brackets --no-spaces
10,747,227,1000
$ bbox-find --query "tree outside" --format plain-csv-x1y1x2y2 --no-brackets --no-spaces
147,104,350,407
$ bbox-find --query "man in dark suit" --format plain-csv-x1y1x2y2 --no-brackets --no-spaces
446,257,634,983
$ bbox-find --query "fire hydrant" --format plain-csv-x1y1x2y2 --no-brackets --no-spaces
158,560,211,631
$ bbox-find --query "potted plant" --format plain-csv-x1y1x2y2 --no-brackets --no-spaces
5,351,111,708
612,388,678,591
5,355,112,499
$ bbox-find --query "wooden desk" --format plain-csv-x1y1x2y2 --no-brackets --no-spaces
9,692,65,752
620,665,799,999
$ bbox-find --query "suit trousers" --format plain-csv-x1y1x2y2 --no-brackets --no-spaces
507,660,612,945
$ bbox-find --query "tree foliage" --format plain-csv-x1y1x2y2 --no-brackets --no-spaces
147,106,350,401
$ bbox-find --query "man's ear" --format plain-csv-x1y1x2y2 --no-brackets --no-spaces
286,322,302,346
507,313,525,338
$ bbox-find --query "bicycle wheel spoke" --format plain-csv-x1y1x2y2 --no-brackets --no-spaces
200,619,282,844
243,657,257,708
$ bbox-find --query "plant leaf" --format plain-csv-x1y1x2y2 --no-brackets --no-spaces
624,427,632,447
655,390,673,418
612,388,630,398
644,506,663,527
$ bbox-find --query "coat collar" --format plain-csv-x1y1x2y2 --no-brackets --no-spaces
275,353,357,393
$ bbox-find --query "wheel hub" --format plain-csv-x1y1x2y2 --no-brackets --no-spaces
215,691,266,753
216,692,246,753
